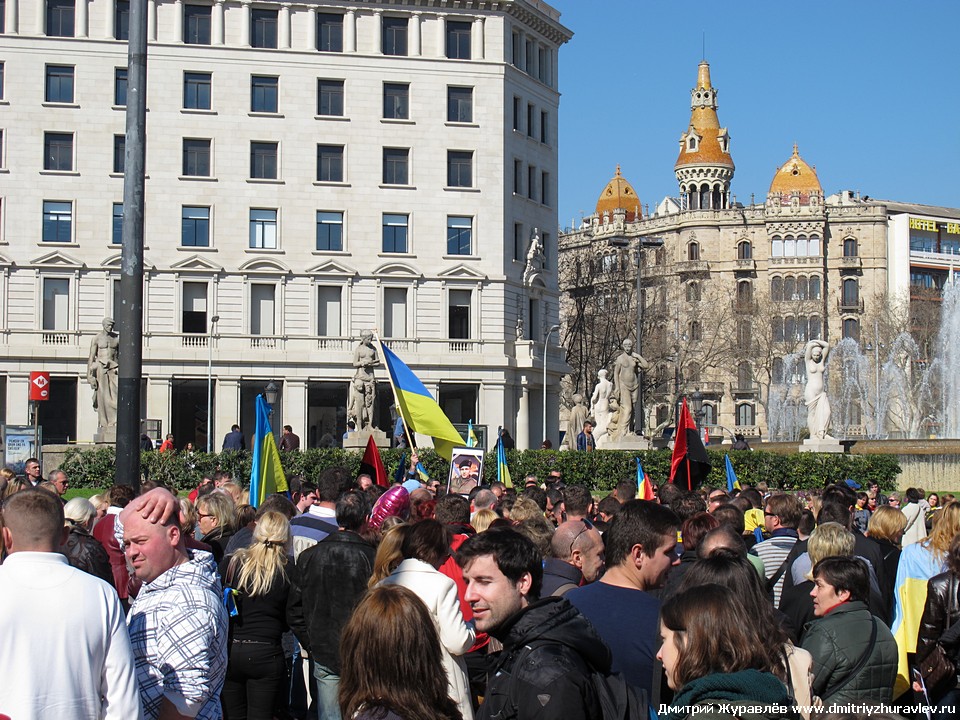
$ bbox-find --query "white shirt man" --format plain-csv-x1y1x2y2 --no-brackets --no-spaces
0,488,142,719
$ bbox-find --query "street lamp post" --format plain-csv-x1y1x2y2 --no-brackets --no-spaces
691,387,704,429
543,324,560,447
264,380,280,415
206,314,220,452
866,318,882,438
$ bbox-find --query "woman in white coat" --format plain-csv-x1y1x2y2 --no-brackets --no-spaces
380,519,476,720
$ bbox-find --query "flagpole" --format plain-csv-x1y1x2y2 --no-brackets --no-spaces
373,332,418,453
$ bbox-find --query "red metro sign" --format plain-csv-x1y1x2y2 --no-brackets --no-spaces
29,372,51,401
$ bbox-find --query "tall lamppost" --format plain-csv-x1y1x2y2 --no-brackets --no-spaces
264,380,280,416
543,324,560,447
205,314,220,452
865,318,883,438
691,387,704,429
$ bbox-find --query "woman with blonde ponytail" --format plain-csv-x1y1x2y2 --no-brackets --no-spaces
219,510,293,720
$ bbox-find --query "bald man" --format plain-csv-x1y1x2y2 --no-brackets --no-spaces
541,519,605,596
0,489,142,718
123,493,227,720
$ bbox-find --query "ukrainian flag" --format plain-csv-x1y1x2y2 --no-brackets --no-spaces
249,394,288,508
379,342,464,461
497,428,513,489
725,454,741,493
891,542,945,695
467,420,479,448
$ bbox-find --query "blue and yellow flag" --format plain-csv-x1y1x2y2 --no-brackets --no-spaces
379,342,464,461
467,420,479,448
891,542,946,695
725,454,741,493
497,428,513,489
248,394,288,508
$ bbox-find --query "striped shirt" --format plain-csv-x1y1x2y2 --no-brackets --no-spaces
752,529,799,607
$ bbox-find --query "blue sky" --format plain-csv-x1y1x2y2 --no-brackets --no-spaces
550,0,960,229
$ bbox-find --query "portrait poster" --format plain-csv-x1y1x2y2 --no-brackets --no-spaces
447,446,485,493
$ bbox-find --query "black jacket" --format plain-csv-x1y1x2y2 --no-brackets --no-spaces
60,524,114,587
287,530,375,674
917,571,960,681
541,558,583,597
478,596,608,720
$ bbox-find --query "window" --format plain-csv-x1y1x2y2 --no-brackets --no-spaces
251,76,278,113
316,13,343,52
843,237,858,257
736,403,755,427
112,134,125,173
514,223,523,260
512,96,520,131
383,287,407,337
737,281,752,308
112,203,123,244
382,148,408,185
686,282,701,302
316,211,343,251
250,284,275,335
182,281,208,333
46,0,74,37
809,276,821,300
317,79,343,116
42,278,70,331
114,68,127,106
317,286,341,336
511,32,521,68
771,237,783,257
316,145,343,183
184,4,211,45
45,65,74,103
382,17,408,56
784,276,796,301
42,201,72,242
541,232,550,270
689,320,702,341
771,277,783,302
702,404,716,426
525,38,534,72
737,320,752,350
527,103,534,138
541,171,550,206
538,46,548,83
447,151,472,188
449,289,470,338
115,0,129,40
182,138,211,177
843,318,860,341
687,241,700,261
249,209,278,249
809,315,822,340
447,86,473,123
527,165,536,200
250,141,278,179
842,278,859,308
445,20,471,59
43,132,73,171
738,241,752,260
181,206,210,247
183,72,211,109
447,216,472,255
383,82,409,119
251,9,278,48
540,110,548,144
382,213,408,253
0,0,4,33
0,62,4,99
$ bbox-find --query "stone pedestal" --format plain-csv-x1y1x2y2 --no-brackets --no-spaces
94,426,117,445
343,426,389,451
604,434,653,451
799,438,845,454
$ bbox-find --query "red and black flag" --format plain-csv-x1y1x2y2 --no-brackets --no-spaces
359,435,389,488
668,397,711,492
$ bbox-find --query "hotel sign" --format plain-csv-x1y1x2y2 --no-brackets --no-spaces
910,217,960,235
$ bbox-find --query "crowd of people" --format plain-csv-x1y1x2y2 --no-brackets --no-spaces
0,457,958,720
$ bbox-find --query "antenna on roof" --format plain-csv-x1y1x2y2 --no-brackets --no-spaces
702,32,705,61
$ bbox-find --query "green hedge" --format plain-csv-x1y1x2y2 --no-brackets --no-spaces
59,447,901,494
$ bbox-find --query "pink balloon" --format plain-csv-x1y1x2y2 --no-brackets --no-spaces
369,486,410,529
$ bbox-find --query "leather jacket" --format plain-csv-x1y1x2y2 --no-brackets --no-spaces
917,571,960,675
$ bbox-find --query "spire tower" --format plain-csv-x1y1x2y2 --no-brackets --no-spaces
675,61,735,210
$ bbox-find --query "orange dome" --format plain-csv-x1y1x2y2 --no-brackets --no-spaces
769,144,822,202
674,62,734,171
595,166,642,221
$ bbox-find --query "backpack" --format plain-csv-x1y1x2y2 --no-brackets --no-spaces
509,639,652,720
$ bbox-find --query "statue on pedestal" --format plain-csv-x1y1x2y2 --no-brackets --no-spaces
612,339,650,436
87,317,119,429
590,369,614,447
804,339,833,440
566,394,588,450
606,397,623,442
348,331,379,430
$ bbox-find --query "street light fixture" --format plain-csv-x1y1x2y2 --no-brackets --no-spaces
543,324,561,448
264,380,280,411
206,314,220,452
691,387,704,429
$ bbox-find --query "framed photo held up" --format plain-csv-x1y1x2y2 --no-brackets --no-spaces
447,446,485,493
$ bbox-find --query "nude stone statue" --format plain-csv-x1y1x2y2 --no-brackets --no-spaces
590,369,613,446
348,331,379,430
87,317,120,429
612,339,650,436
566,394,588,450
606,397,623,442
804,339,833,440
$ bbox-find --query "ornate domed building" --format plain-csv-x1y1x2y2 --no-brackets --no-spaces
769,144,822,206
596,165,642,222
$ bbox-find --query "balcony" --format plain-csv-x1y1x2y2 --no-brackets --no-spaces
42,332,71,346
676,260,710,275
838,256,862,270
734,258,756,272
839,298,864,313
769,255,823,267
731,383,759,399
181,334,208,348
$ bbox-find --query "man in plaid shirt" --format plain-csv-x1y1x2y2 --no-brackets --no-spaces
124,496,228,720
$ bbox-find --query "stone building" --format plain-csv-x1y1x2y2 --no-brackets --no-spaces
0,0,571,449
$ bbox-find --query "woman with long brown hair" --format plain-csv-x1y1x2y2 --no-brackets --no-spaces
339,584,462,720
